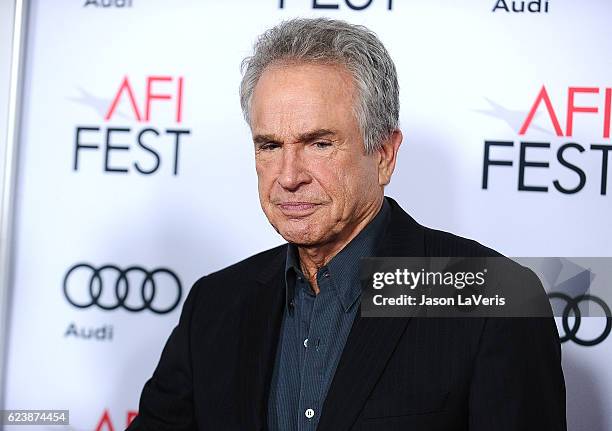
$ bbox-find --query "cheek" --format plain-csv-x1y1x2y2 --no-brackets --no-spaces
255,162,274,193
311,160,345,196
341,159,379,201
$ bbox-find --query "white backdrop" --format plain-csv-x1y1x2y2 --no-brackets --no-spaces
3,1,612,430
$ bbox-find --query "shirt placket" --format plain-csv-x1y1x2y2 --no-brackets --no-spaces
297,268,331,431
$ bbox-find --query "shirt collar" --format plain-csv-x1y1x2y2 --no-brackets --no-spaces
284,197,391,312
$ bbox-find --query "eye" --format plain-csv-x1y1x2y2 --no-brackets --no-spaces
313,141,332,149
259,142,280,151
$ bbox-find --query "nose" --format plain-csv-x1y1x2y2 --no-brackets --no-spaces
277,145,311,191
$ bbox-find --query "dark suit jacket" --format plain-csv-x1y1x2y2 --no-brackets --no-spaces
127,197,566,430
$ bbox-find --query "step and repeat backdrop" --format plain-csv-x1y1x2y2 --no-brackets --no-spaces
3,0,612,430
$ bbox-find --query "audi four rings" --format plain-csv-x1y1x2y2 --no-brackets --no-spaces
63,263,182,314
548,292,612,346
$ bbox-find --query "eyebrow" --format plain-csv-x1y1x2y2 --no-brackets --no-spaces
253,128,337,145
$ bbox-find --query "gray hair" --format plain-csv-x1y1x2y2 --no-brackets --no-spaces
239,17,399,153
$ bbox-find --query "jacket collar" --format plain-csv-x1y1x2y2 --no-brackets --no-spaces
316,196,425,431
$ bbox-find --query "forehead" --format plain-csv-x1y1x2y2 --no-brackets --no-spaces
250,62,358,138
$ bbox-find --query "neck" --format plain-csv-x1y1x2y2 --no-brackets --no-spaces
297,196,384,294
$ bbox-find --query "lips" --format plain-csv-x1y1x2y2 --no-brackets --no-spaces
277,202,320,216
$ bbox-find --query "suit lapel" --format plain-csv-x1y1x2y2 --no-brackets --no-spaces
317,197,426,431
236,247,287,430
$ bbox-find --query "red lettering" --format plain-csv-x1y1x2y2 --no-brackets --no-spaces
95,409,115,431
145,76,172,122
176,77,184,123
105,76,184,123
604,88,611,139
519,85,564,136
126,411,138,427
105,76,143,122
566,87,599,136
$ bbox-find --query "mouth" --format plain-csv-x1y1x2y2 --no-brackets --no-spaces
276,202,320,217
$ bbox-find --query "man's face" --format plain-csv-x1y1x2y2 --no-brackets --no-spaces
250,62,384,247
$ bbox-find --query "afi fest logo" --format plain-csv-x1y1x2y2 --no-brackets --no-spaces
482,86,612,195
95,409,137,431
73,76,190,176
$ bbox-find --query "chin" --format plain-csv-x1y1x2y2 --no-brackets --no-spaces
277,224,325,246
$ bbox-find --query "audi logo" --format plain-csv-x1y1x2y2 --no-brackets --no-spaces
548,292,612,346
63,263,182,314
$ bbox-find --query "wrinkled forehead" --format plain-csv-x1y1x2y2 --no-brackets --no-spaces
249,62,359,140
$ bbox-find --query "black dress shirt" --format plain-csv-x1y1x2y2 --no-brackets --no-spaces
267,198,390,430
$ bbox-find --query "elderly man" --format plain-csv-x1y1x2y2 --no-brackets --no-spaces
128,18,566,431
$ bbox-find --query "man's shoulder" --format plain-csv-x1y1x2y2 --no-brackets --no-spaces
183,244,286,315
416,222,550,316
420,224,502,258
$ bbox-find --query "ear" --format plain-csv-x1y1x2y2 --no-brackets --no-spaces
377,129,403,186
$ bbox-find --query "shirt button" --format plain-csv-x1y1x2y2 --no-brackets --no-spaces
305,408,315,419
303,338,309,348
323,271,330,278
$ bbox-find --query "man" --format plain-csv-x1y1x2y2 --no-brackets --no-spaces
127,18,566,430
